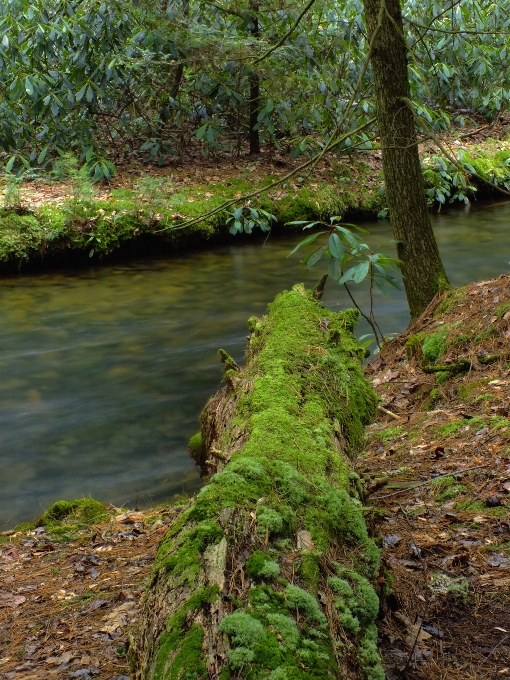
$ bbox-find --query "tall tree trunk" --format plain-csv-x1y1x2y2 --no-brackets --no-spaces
248,1,261,155
363,0,449,319
131,285,383,680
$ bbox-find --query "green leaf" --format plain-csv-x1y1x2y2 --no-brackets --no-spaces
338,266,358,285
328,233,344,260
287,231,325,257
37,146,48,164
304,245,327,269
76,83,87,102
375,279,389,296
328,256,342,280
5,156,16,173
353,260,370,283
25,77,34,95
336,227,362,250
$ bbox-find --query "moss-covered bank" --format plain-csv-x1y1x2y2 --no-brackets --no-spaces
132,284,382,680
1,136,508,271
0,169,383,272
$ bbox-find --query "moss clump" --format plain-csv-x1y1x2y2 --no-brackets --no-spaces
156,520,224,586
152,586,218,680
422,328,450,364
284,585,327,627
38,498,108,527
266,614,300,651
329,568,379,636
378,426,403,442
187,432,206,464
429,573,469,604
358,624,385,680
434,419,469,437
220,610,267,647
300,552,320,594
246,551,280,580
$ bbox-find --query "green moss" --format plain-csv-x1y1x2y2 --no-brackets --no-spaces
427,387,440,408
187,432,206,463
299,553,320,594
436,484,469,503
142,287,381,680
284,585,327,627
434,287,467,317
220,611,267,647
422,328,449,364
246,551,281,580
266,614,300,651
358,624,385,680
433,419,469,438
156,520,224,586
378,426,403,442
27,498,110,541
153,586,218,680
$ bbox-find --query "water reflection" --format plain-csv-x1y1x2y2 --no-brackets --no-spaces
1,200,509,527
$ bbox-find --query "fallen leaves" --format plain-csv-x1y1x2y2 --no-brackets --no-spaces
101,602,138,634
0,590,26,608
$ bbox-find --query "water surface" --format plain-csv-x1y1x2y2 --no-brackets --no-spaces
1,200,509,528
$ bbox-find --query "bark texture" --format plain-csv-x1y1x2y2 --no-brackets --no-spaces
132,285,383,680
248,1,261,155
364,0,449,318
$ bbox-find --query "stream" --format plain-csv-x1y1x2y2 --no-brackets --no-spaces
1,200,510,528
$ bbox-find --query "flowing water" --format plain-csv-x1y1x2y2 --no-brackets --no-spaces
1,200,510,528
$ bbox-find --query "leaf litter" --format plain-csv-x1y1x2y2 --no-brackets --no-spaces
362,273,510,678
0,506,183,680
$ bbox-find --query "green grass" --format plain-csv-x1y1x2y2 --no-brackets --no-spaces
377,426,404,442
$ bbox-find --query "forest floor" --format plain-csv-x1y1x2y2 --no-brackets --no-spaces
8,113,510,211
0,506,182,680
361,274,510,679
2,276,510,679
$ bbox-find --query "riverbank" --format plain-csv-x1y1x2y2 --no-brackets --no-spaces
2,275,510,678
0,127,509,272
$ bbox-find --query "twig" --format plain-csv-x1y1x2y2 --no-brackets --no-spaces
478,634,509,669
459,124,490,140
378,404,401,420
252,0,317,65
403,617,424,674
375,464,489,499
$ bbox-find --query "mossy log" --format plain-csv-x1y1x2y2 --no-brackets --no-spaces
132,284,383,680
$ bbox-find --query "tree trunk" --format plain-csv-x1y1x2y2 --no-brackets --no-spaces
363,0,450,319
131,285,384,680
248,1,261,155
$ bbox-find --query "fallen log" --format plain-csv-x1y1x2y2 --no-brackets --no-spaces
132,284,383,680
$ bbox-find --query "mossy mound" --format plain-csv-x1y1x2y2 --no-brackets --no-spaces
15,498,110,542
133,285,382,680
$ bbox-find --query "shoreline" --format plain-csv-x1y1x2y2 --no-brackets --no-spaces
0,135,509,274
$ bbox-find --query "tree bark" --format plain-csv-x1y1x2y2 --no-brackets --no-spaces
131,285,384,680
248,1,261,155
363,0,450,319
